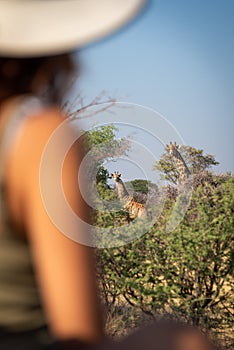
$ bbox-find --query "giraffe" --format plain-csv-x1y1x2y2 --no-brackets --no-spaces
111,172,147,219
166,142,191,184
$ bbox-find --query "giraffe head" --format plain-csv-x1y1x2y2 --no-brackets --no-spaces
111,171,122,182
166,142,179,157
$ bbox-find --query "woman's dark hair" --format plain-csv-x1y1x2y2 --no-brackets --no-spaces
0,54,76,106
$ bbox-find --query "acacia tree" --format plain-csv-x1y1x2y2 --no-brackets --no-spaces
154,145,219,184
83,124,129,191
125,179,158,194
81,125,130,226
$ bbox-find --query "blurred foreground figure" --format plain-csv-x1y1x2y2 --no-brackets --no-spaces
0,1,145,349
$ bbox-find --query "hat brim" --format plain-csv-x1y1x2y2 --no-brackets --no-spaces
0,0,146,58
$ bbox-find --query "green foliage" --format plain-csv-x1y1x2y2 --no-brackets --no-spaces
97,173,234,348
83,125,134,237
85,124,119,148
82,124,130,208
84,124,130,165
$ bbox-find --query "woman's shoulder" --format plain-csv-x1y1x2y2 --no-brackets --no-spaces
0,102,68,231
1,97,66,146
20,105,66,136
2,101,68,189
13,103,66,147
11,106,70,182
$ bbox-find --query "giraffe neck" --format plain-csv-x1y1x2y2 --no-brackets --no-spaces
114,178,147,218
115,180,129,201
173,151,191,183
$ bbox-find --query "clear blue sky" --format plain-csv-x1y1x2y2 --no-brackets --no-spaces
71,0,234,181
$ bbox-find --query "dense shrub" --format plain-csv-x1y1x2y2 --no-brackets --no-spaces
96,175,233,348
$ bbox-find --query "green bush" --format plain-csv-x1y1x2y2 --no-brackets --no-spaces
97,174,234,348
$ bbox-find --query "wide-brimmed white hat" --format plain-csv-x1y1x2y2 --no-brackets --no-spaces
0,0,146,58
